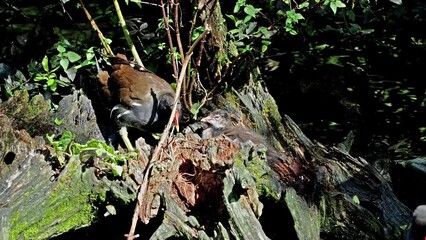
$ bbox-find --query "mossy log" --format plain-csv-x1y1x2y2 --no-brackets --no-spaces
0,92,140,240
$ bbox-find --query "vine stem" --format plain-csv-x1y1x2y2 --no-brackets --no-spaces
112,0,144,66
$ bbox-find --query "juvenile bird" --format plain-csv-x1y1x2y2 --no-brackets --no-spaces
96,52,181,151
201,109,295,184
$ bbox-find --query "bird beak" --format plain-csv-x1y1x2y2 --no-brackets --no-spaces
173,111,180,132
200,115,212,123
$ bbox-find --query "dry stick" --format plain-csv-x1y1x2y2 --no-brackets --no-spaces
188,32,208,107
160,0,179,82
125,26,211,240
173,0,191,111
182,10,199,111
173,0,185,63
79,0,114,56
113,0,144,67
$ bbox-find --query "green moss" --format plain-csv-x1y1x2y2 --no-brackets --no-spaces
10,191,96,240
262,98,282,124
9,156,101,239
234,149,281,201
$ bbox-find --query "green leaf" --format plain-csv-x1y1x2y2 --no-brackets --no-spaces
57,45,66,53
234,0,246,13
330,2,337,14
347,10,356,21
277,10,286,16
259,27,272,38
34,75,47,81
326,55,348,67
299,2,309,9
46,134,55,145
227,14,237,23
289,29,298,35
65,51,81,63
47,79,57,91
335,0,346,8
192,26,205,41
42,55,49,72
246,22,257,34
190,102,201,119
294,13,305,21
111,163,124,177
54,118,63,126
330,0,346,14
244,5,258,18
261,44,268,52
86,47,95,60
352,195,360,204
243,15,252,24
314,44,329,51
60,58,69,70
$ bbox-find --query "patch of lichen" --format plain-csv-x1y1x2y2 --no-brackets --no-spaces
0,90,54,137
234,147,281,202
262,98,282,126
9,156,101,239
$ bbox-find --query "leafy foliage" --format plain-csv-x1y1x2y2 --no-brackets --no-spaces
0,0,424,163
47,130,134,177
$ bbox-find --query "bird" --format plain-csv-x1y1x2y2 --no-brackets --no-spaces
405,205,426,240
201,109,278,156
200,109,297,184
95,51,181,151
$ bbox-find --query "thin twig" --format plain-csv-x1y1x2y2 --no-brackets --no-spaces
173,0,185,63
160,0,179,82
183,9,199,111
113,0,144,67
125,26,210,239
79,0,114,56
186,24,208,109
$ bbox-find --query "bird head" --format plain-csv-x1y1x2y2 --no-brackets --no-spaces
201,109,231,130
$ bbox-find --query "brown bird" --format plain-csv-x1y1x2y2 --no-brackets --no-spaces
200,109,297,184
96,52,181,151
406,205,426,240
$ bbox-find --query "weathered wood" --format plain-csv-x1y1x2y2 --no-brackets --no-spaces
0,92,140,239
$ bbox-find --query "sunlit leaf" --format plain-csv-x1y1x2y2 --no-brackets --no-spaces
190,102,201,119
66,51,81,63
54,117,63,126
42,55,49,72
111,163,124,177
299,2,309,9
352,195,360,204
60,58,69,70
57,45,66,53
244,5,259,18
